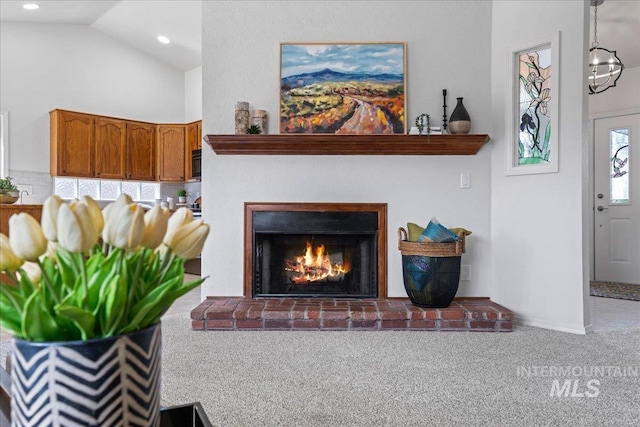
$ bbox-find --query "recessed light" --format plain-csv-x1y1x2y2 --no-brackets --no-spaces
23,3,40,10
157,35,170,45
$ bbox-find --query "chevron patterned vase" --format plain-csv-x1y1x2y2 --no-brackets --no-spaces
10,323,162,427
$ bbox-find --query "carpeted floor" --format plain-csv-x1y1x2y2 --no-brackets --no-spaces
2,292,638,426
159,313,640,427
590,281,640,302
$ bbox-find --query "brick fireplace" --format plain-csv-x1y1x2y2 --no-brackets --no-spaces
190,202,514,332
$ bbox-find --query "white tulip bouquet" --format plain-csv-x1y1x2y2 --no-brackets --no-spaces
0,194,209,342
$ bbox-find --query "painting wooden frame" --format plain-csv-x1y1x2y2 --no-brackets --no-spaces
279,42,406,134
505,32,560,176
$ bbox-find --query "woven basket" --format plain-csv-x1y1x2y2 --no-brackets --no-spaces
398,227,465,308
397,227,465,257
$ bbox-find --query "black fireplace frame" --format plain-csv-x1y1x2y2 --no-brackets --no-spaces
244,203,387,299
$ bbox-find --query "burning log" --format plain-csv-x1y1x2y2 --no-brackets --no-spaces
284,241,349,284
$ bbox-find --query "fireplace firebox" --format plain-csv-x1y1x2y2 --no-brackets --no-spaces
245,203,387,299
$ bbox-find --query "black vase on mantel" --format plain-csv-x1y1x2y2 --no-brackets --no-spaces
448,97,471,135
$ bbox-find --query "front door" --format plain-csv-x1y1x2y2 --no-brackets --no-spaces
594,114,640,285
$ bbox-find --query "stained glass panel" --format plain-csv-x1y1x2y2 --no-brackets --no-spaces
610,128,629,204
518,47,552,165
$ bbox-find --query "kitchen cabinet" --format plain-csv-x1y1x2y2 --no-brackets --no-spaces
50,110,95,177
185,120,202,181
50,109,198,182
157,125,186,182
95,117,127,179
127,121,156,181
187,120,202,151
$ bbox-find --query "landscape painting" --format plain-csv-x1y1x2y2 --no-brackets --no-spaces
280,43,406,134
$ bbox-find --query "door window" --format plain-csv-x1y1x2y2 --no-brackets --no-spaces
610,128,629,205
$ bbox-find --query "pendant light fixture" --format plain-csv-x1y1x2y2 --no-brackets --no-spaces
589,0,624,94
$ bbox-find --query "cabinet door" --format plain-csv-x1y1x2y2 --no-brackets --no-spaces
50,110,95,177
127,122,156,181
197,121,202,150
185,121,202,180
157,125,186,182
186,121,202,151
95,117,126,179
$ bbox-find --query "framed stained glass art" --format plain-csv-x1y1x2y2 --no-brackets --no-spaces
505,32,560,176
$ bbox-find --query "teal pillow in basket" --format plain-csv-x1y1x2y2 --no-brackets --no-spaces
407,221,472,242
419,217,457,242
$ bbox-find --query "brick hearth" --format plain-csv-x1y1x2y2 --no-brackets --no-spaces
190,298,513,331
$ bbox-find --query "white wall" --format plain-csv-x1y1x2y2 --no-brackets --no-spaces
490,1,590,333
185,66,203,122
202,1,493,299
0,22,186,174
589,66,640,116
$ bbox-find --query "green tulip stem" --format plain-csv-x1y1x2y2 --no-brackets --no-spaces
116,248,124,274
75,252,89,310
123,249,146,323
35,258,60,305
157,248,176,286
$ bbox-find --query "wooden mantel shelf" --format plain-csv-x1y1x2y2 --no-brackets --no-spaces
205,134,490,155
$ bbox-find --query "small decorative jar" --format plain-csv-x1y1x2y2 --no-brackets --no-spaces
252,109,267,134
235,101,250,134
448,97,471,135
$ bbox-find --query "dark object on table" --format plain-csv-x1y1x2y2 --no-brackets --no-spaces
161,402,213,427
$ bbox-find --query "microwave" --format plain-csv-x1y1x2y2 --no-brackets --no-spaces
191,149,202,179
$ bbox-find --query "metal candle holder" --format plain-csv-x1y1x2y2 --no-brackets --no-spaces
442,89,448,132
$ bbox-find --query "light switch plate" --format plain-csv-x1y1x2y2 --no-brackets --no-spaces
460,173,470,189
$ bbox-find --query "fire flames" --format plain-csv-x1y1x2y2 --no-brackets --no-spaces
285,241,349,284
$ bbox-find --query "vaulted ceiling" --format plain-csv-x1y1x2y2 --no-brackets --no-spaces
0,0,202,72
1,0,638,72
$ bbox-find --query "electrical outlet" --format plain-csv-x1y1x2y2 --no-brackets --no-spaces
460,265,471,281
16,184,33,194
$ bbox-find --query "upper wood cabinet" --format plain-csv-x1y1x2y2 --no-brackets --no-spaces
50,110,95,177
95,117,127,179
50,109,199,182
157,125,186,182
187,120,202,151
127,121,156,181
185,120,202,180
